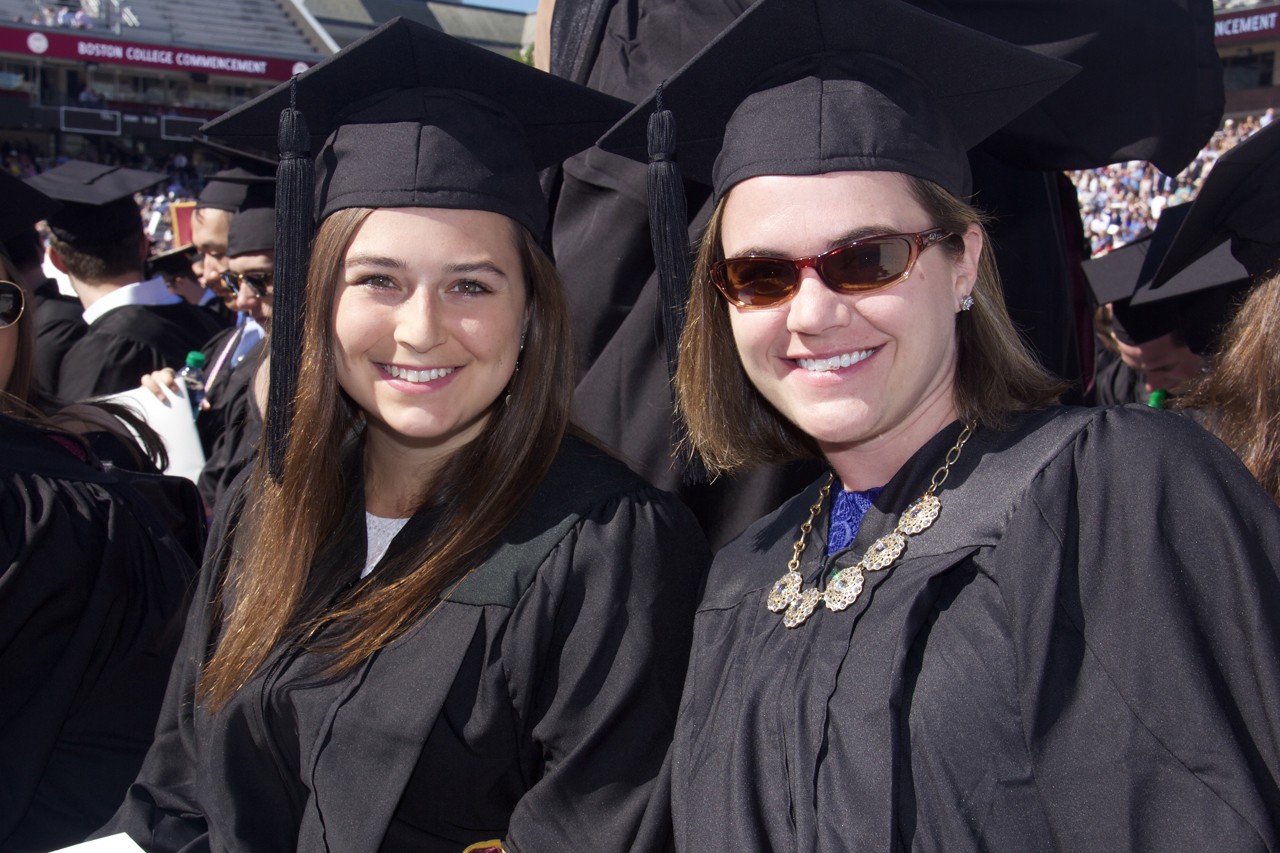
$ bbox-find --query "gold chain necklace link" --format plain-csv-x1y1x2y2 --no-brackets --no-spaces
767,424,974,628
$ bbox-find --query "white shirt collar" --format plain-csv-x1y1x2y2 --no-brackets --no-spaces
82,276,182,325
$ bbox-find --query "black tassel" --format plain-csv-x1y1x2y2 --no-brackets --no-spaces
645,85,707,484
646,84,690,380
268,78,315,483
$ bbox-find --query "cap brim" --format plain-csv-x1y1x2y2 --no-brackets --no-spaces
1083,235,1153,306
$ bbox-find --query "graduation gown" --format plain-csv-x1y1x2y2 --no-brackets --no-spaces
671,407,1280,851
107,435,709,852
0,415,198,853
29,278,88,397
57,302,223,402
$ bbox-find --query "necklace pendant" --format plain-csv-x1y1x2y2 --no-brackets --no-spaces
767,571,803,613
899,494,941,534
783,588,822,628
861,531,907,571
823,566,865,612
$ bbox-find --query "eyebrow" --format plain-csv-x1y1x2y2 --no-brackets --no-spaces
344,254,508,278
731,224,905,258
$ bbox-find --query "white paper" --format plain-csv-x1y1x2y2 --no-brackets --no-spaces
46,833,146,852
99,382,206,483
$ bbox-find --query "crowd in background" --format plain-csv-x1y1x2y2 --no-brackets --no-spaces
1071,110,1275,256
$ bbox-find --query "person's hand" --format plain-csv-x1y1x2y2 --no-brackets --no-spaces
140,367,180,401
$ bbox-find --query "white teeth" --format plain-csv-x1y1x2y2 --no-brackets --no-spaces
796,349,874,372
383,364,455,382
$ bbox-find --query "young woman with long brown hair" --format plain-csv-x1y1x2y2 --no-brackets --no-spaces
104,21,707,853
600,0,1280,848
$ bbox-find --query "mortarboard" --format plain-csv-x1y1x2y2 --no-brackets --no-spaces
597,0,1078,202
194,137,278,212
1151,120,1280,287
1086,203,1250,351
146,243,199,282
26,161,164,247
201,17,630,480
226,180,277,258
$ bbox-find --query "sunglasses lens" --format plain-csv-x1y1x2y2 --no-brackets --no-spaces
822,237,914,291
719,258,799,307
0,282,23,329
244,273,271,294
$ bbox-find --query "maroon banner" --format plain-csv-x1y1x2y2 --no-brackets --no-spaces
1215,6,1280,45
0,24,311,81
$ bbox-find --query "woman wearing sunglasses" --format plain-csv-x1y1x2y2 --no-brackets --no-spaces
104,20,706,853
601,0,1280,848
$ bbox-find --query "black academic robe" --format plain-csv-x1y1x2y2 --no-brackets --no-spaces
0,415,199,853
670,407,1280,851
29,279,87,397
57,302,223,402
106,435,709,852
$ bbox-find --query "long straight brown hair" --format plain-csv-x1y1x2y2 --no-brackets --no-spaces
199,208,575,709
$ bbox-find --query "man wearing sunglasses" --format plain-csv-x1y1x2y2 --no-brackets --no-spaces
26,162,223,402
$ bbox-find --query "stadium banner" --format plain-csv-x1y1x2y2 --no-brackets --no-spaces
1215,7,1280,45
0,26,311,81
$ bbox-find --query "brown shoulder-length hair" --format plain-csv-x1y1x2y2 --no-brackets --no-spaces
200,207,575,709
676,174,1066,476
1176,270,1280,503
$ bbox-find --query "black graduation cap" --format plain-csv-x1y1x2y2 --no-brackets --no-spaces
147,243,199,282
194,139,278,213
1151,120,1280,288
598,0,1078,201
0,170,60,260
200,17,630,481
1086,203,1251,351
1083,234,1154,308
226,180,277,257
202,17,629,237
26,161,165,247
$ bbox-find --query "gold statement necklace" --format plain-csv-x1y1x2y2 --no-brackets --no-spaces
766,424,974,628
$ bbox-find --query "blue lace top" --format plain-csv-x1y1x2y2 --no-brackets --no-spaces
827,484,883,555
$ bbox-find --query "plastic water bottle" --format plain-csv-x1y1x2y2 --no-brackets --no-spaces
177,350,207,418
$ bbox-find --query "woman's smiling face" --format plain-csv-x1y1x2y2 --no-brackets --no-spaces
720,170,978,463
332,207,526,466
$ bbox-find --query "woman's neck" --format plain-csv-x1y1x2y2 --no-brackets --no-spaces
362,433,445,518
822,397,959,491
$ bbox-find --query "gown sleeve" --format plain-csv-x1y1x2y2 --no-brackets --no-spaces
501,485,708,853
100,494,244,853
1004,407,1280,849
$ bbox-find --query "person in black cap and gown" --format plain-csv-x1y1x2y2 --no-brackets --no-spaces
103,18,707,853
1084,202,1253,406
598,0,1280,847
542,0,1221,549
0,171,200,853
27,162,223,401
